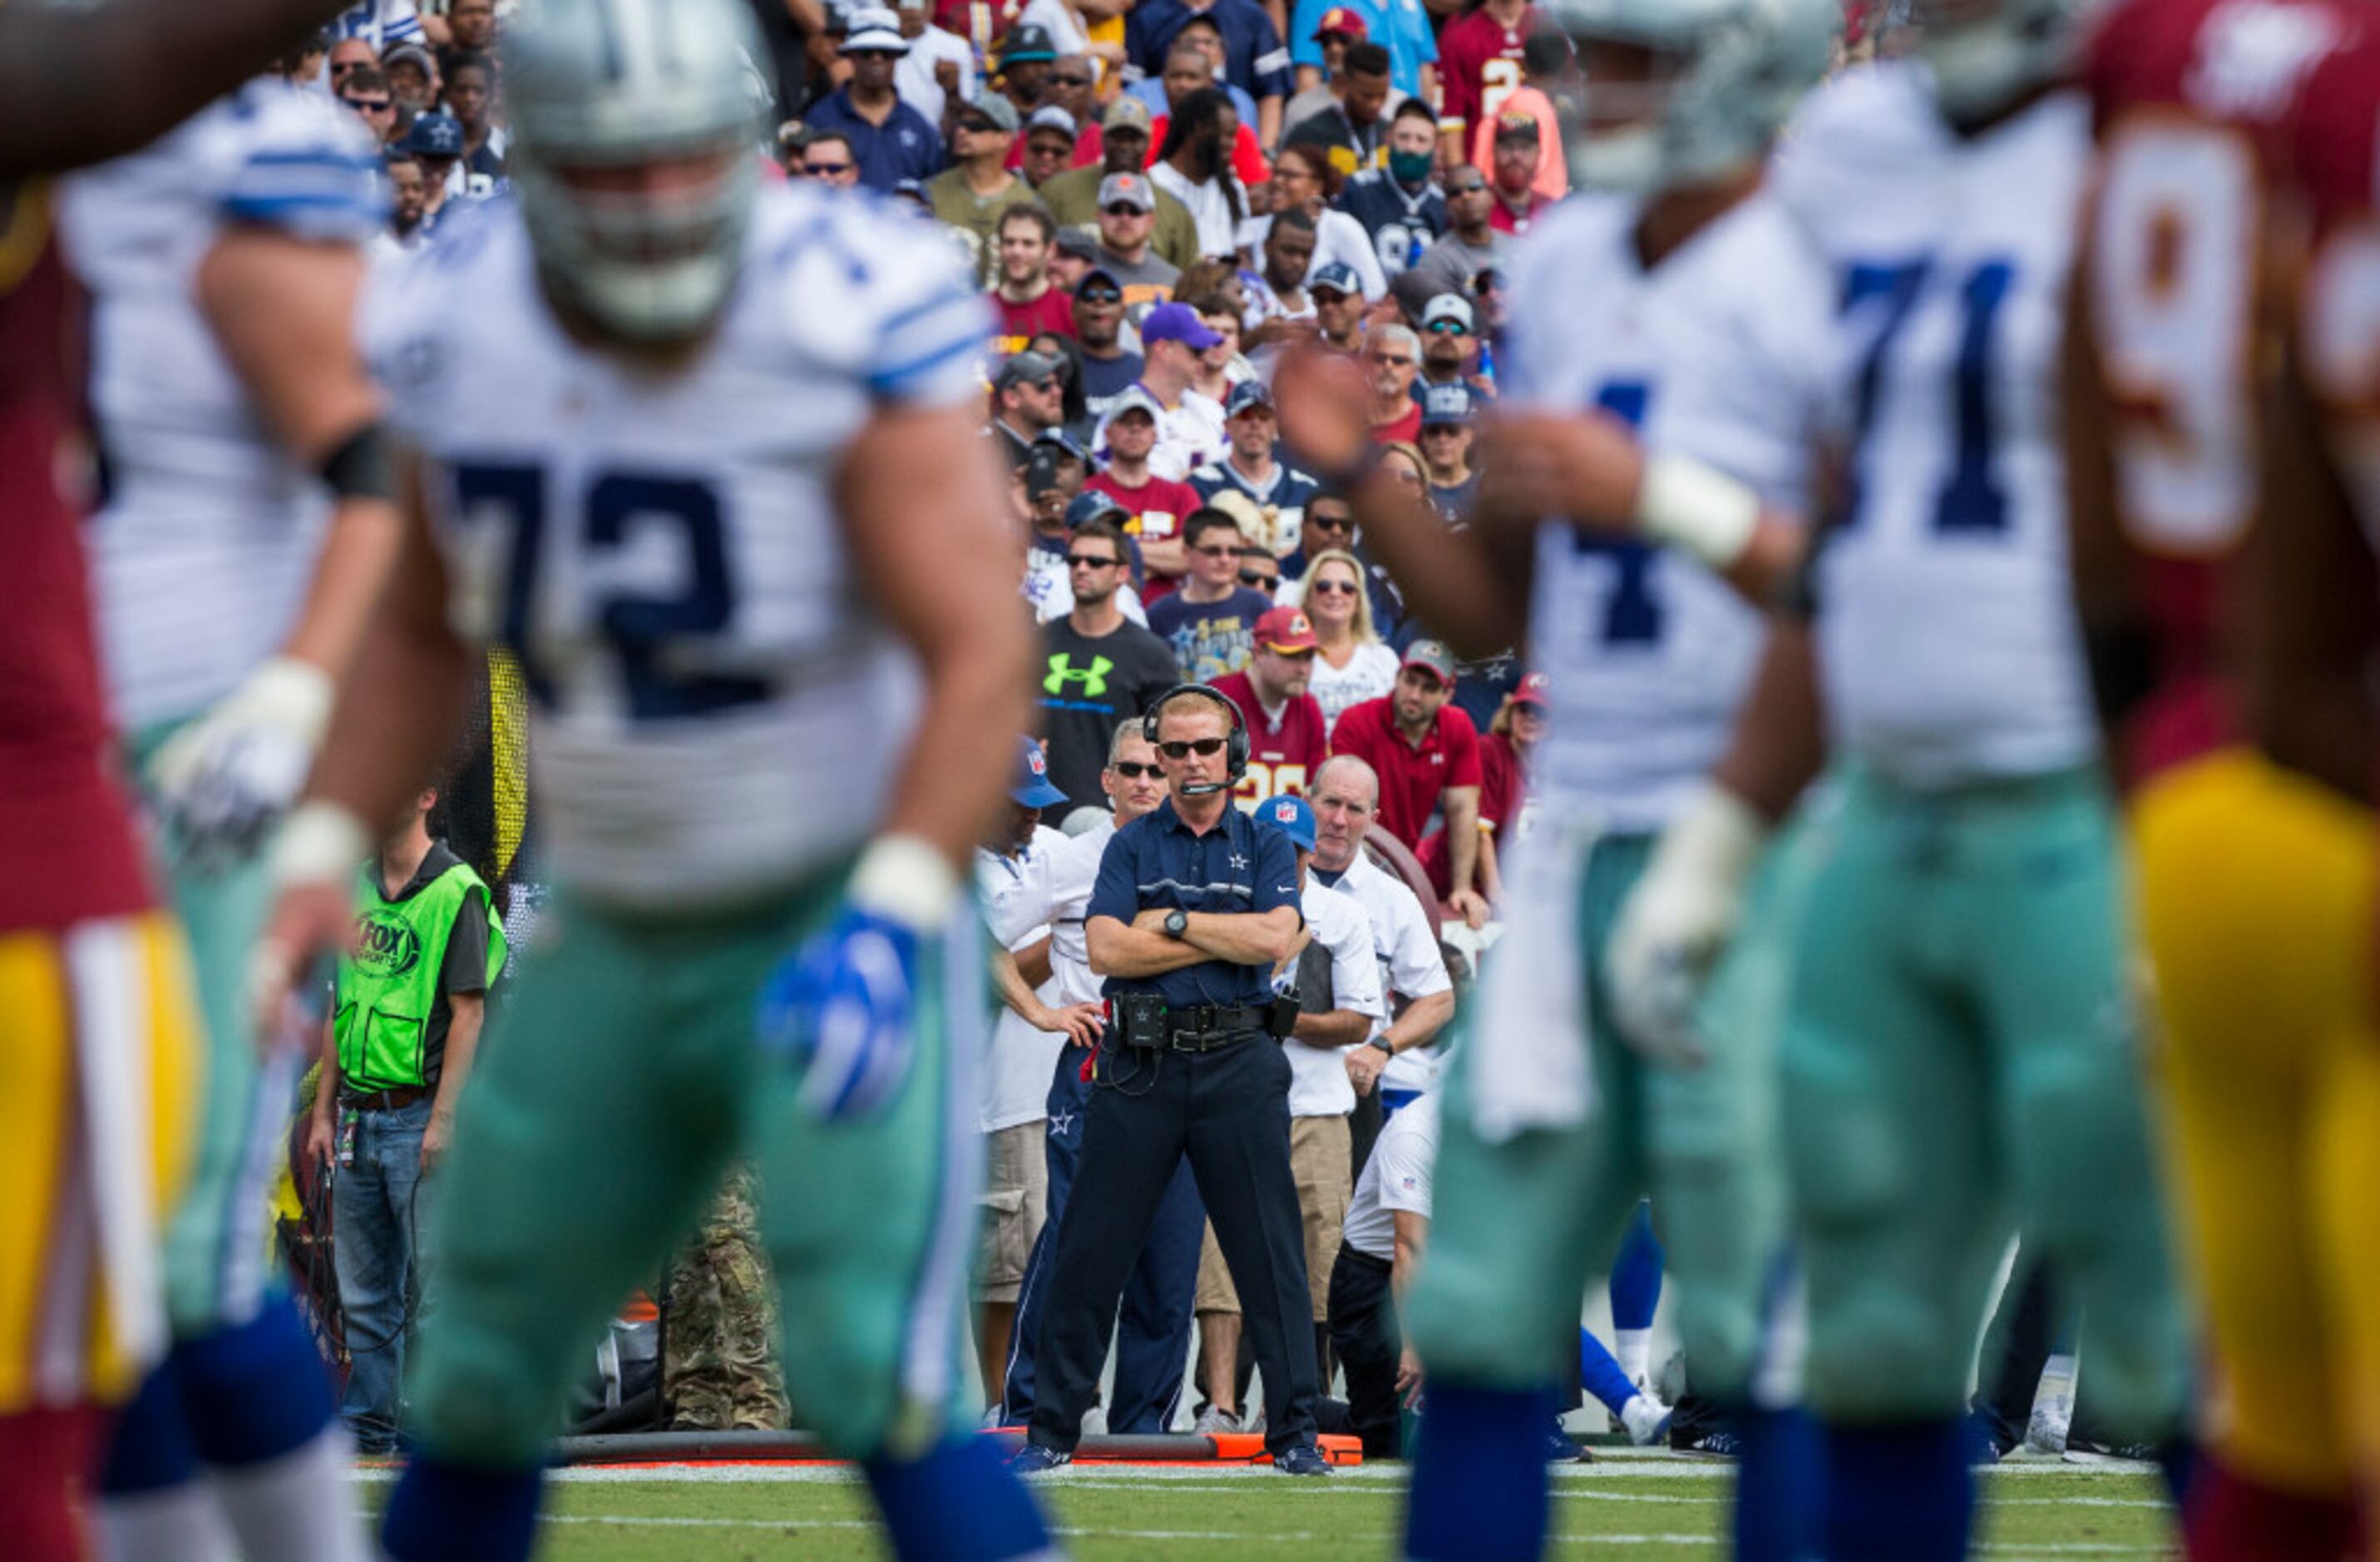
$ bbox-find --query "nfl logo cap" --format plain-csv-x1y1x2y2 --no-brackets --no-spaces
1264,793,1317,851
1010,736,1070,808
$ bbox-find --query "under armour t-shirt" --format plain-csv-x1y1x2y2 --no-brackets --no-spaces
1037,614,1183,812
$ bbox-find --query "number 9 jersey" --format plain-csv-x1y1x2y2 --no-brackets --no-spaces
362,185,993,912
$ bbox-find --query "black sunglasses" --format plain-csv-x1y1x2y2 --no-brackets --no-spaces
1307,577,1358,595
1103,202,1148,217
803,160,853,175
1065,552,1119,569
1308,514,1353,531
1427,319,1469,334
1077,285,1121,303
345,97,393,112
1047,72,1094,87
1109,760,1163,778
1238,568,1276,586
1157,737,1229,759
956,118,1001,135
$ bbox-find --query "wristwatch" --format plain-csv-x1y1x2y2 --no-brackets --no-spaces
1164,909,1190,939
1366,1036,1395,1058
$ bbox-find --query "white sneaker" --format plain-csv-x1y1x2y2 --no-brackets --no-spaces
1619,1394,1675,1447
1192,1406,1242,1436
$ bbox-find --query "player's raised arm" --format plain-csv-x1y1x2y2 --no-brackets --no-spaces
0,0,353,176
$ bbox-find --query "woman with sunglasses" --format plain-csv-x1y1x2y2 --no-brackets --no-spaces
1295,548,1398,735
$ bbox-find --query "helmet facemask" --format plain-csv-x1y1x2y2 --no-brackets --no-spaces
516,137,758,344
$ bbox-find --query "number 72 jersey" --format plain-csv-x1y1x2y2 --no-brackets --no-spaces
363,185,992,912
1776,66,2097,788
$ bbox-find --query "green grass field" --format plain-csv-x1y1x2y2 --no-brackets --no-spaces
362,1451,2177,1559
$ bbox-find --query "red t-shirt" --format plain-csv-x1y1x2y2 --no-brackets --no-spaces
1489,190,1555,236
1437,5,1534,146
1328,694,1484,850
1087,470,1202,552
1146,116,1273,189
1370,401,1422,446
991,286,1079,355
1210,669,1329,809
1414,730,1519,897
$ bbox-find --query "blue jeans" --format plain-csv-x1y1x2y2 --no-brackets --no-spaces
333,1095,432,1451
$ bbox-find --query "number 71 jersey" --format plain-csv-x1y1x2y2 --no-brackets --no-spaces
1776,67,2096,788
363,185,992,911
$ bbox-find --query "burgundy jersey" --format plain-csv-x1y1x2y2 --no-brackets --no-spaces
1210,668,1328,808
0,182,151,932
2290,26,2380,570
2077,0,2349,788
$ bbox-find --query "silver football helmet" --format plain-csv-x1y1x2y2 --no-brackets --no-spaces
1913,0,2103,125
1542,0,1841,196
506,0,772,343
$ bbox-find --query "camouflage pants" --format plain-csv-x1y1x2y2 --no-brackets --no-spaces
663,1164,789,1431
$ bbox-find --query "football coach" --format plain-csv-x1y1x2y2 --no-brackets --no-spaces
1011,684,1331,1475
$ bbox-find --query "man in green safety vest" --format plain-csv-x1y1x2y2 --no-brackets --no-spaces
304,783,506,1454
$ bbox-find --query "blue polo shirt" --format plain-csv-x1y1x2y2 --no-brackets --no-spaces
1087,797,1301,1007
801,88,946,192
1128,0,1294,102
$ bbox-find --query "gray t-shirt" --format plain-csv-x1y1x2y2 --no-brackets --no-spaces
1408,229,1508,299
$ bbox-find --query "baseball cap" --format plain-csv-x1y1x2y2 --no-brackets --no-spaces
1140,300,1223,350
1495,109,1542,142
994,348,1065,390
1107,383,1165,423
382,40,437,77
1011,737,1070,808
402,111,464,158
1026,104,1078,138
1309,260,1360,298
1262,793,1318,852
964,91,1020,133
1420,383,1474,428
1034,426,1090,463
1421,293,1475,333
1311,5,1370,40
1514,671,1549,707
1002,22,1059,63
1401,639,1457,685
1064,489,1131,528
1103,96,1154,134
1098,171,1156,211
1224,379,1273,418
841,6,908,52
1054,228,1100,261
1256,606,1320,655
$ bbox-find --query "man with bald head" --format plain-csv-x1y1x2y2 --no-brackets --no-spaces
1309,754,1454,1174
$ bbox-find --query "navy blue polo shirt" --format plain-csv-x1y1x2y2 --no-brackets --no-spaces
1127,0,1293,102
1087,797,1301,1008
801,89,946,193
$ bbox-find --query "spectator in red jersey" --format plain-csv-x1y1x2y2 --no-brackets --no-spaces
1329,640,1489,927
1487,111,1557,235
1017,106,1080,188
1435,0,1535,164
991,206,1078,352
1364,323,1423,445
1146,507,1277,680
1084,387,1202,582
1212,606,1331,808
1416,669,1539,904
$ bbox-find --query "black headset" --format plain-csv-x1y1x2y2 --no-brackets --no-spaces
1143,683,1249,793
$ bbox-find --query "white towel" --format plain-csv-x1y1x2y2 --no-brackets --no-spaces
1466,814,1597,1144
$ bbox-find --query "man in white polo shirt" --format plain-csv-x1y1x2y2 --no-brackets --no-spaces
1307,754,1454,1175
1330,1089,1439,1455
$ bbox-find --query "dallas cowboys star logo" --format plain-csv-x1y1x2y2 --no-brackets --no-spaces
1228,852,1249,870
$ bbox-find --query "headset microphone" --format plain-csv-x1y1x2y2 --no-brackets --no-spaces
1143,684,1251,790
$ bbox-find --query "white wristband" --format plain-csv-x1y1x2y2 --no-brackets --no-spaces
246,655,338,747
266,800,373,889
1655,783,1770,892
849,833,961,931
1635,453,1763,572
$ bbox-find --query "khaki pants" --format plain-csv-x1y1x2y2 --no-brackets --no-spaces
977,1120,1049,1304
1196,1113,1350,1322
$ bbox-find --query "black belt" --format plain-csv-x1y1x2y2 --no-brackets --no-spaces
1161,1004,1271,1052
1336,1242,1393,1277
343,1085,432,1113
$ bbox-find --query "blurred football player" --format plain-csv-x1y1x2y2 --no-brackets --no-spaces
2062,0,2368,1554
1607,2,2196,1555
0,2,397,1558
2239,17,2380,1556
252,1,1052,1558
1280,2,1839,1554
58,62,397,1562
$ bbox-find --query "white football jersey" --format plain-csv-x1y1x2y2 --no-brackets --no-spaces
364,185,992,910
60,82,383,729
1776,67,2097,786
1501,190,1836,833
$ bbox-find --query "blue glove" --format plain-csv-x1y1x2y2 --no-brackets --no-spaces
756,906,923,1121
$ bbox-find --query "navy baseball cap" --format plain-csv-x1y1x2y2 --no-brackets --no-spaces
1309,261,1360,298
402,111,464,158
1012,737,1070,808
1034,426,1091,464
1225,380,1273,418
1420,383,1474,428
1262,793,1316,852
1064,489,1130,529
